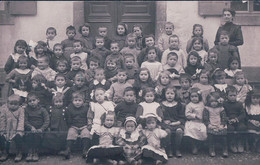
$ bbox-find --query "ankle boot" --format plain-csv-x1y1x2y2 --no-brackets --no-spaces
82,138,91,158
26,149,33,162
237,139,244,153
222,137,228,157
209,144,215,157
191,140,198,155
14,150,23,162
0,150,8,162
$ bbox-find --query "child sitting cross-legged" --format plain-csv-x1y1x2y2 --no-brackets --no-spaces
0,95,24,162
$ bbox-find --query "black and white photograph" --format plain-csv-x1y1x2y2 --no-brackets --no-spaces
0,0,260,164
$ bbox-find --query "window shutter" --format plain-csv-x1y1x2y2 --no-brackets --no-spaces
9,1,37,15
199,1,230,16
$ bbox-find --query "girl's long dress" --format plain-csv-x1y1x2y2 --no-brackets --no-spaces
246,105,260,134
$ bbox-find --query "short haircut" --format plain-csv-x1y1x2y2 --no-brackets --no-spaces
18,55,29,63
78,23,91,34
70,56,81,63
94,36,104,43
46,27,57,35
208,48,219,59
226,85,237,95
53,43,63,51
110,41,119,47
220,30,229,37
124,53,135,62
144,34,155,41
117,69,127,74
66,25,76,34
72,91,85,101
123,87,136,96
88,56,100,67
8,94,21,103
167,52,178,60
133,24,143,31
38,55,50,64
73,40,84,47
27,92,40,100
169,34,179,42
55,73,66,80
126,33,137,40
212,68,226,80
98,26,107,31
31,74,47,84
74,71,86,80
94,68,105,75
56,59,68,67
165,22,174,29
179,73,192,84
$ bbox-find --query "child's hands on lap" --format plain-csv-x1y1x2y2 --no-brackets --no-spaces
31,126,37,133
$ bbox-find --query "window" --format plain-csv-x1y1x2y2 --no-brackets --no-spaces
231,0,260,12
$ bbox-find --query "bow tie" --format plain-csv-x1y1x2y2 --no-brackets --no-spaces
93,79,106,85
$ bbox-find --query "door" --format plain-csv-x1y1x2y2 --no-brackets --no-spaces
84,1,155,39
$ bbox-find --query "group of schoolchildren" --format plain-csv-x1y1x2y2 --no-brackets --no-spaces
0,20,259,165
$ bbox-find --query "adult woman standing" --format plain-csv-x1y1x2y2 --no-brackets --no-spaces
214,8,244,67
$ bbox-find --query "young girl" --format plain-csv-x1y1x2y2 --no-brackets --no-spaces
114,22,128,50
56,59,69,75
245,89,260,152
86,111,123,164
0,95,24,162
204,48,221,77
161,87,185,157
192,70,215,104
155,71,171,98
224,56,242,85
133,68,155,102
104,58,118,82
42,93,68,153
203,92,228,157
141,46,163,81
78,23,94,51
233,71,252,104
141,113,168,165
176,73,192,105
186,24,209,53
132,24,144,50
116,116,146,165
190,37,208,66
184,51,204,81
135,87,163,125
212,68,228,101
6,55,32,96
5,40,30,74
34,41,49,59
184,87,207,154
88,88,115,131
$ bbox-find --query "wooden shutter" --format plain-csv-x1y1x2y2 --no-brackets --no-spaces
199,1,230,16
9,1,37,15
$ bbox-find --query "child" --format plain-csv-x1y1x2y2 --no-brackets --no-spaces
89,36,110,68
245,89,260,152
6,55,32,95
213,30,239,69
66,56,85,82
88,68,111,96
224,56,242,85
163,52,185,82
137,34,162,66
233,71,252,104
116,116,146,164
120,33,141,67
45,27,59,52
212,69,228,101
135,87,163,124
184,51,204,81
98,26,112,50
141,46,163,81
42,93,68,153
186,24,209,53
133,24,144,50
158,22,175,52
204,48,221,77
108,69,132,104
24,93,50,162
190,37,208,66
32,56,57,82
70,40,88,71
114,22,128,50
176,73,192,105
161,35,187,68
33,41,49,59
155,71,171,98
0,95,24,162
124,54,139,85
78,23,94,51
104,58,118,82
161,87,185,157
49,43,68,71
56,59,69,75
192,70,215,103
87,88,115,131
184,87,207,155
86,111,123,164
141,113,168,164
5,40,30,74
223,86,247,153
11,79,30,104
61,25,77,60
105,42,124,69
62,91,91,159
115,87,138,126
203,92,228,157
50,73,70,97
85,56,100,84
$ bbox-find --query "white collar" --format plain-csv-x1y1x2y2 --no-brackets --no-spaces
12,89,28,97
14,68,31,74
93,79,106,85
214,84,228,92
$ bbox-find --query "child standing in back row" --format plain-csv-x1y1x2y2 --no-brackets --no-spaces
158,22,175,52
70,40,88,71
61,26,77,60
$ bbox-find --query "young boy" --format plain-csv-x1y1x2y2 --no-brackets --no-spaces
70,40,88,71
85,56,100,83
223,86,246,153
61,25,77,60
24,93,50,162
176,73,192,105
31,56,57,82
158,22,175,52
98,26,112,50
49,43,68,71
89,36,110,68
105,42,124,69
45,27,59,52
115,87,138,126
62,91,91,159
124,54,138,85
66,56,85,82
0,95,24,162
108,69,132,104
